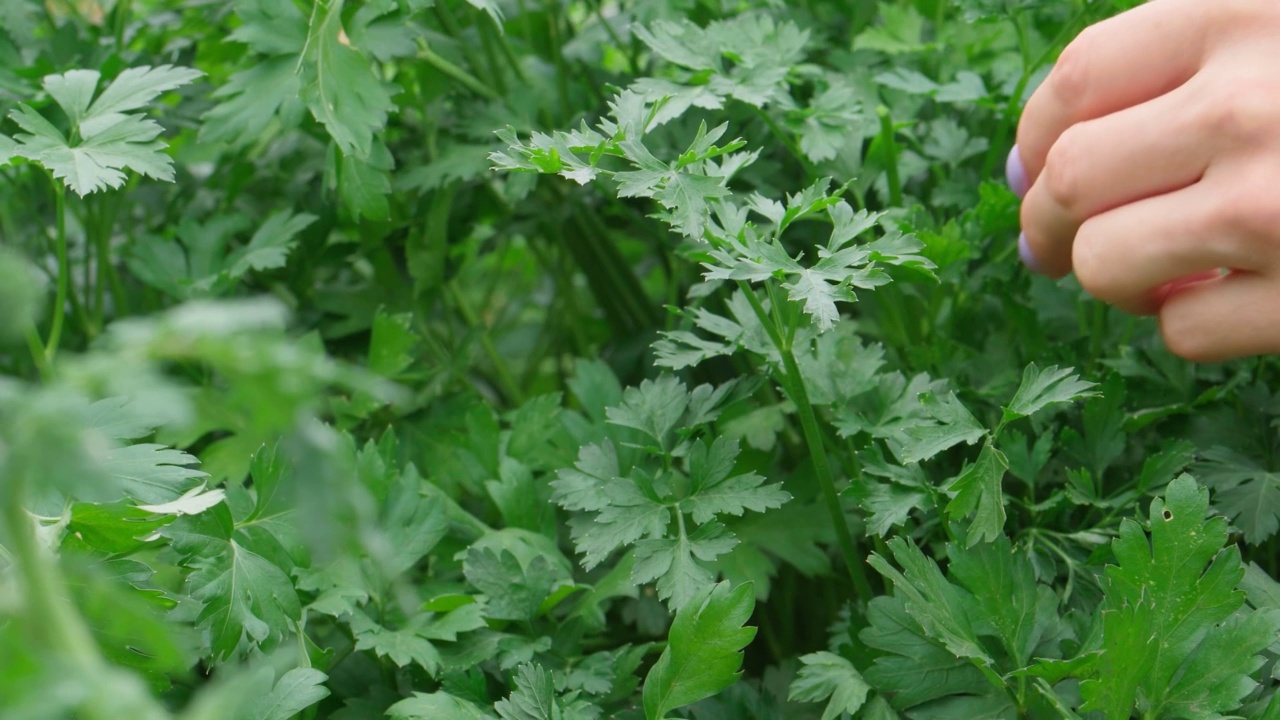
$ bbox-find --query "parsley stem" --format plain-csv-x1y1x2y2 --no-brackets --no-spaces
590,0,639,76
24,325,50,381
477,14,509,96
45,180,69,364
752,107,815,178
738,282,874,599
418,42,500,101
446,282,526,406
780,343,874,600
543,0,572,123
875,106,903,207
432,3,495,89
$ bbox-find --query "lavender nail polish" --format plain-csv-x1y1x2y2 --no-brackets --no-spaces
1006,145,1029,199
1018,232,1041,273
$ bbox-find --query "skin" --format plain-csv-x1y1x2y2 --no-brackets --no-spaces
1012,0,1280,362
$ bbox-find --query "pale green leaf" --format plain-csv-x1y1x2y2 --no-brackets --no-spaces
249,668,330,720
788,652,871,720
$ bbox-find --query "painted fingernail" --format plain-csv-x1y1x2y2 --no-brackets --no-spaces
1018,232,1042,273
1006,144,1029,199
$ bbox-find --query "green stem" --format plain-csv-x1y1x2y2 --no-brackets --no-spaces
753,107,814,178
112,0,131,50
488,16,529,83
418,42,501,100
45,181,69,363
876,106,903,207
432,2,494,87
1087,300,1106,367
24,326,51,381
476,13,509,96
591,0,639,75
737,283,873,599
780,345,874,599
445,282,526,406
544,0,572,123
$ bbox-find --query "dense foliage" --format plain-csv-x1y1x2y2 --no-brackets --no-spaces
2,0,1279,718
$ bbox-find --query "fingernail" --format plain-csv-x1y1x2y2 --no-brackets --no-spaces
1018,232,1041,273
1006,144,1029,199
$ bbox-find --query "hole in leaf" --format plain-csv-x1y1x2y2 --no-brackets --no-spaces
1162,509,1173,521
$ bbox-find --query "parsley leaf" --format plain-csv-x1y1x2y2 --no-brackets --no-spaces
5,65,201,196
1195,447,1280,545
642,581,757,720
1077,476,1280,719
788,651,872,720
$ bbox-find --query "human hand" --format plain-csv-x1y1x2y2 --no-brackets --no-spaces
1010,0,1280,362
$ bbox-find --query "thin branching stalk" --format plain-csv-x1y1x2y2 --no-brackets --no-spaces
738,282,874,599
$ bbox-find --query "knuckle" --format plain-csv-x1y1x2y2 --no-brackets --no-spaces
1071,221,1115,301
1210,170,1280,241
1041,129,1087,212
1047,30,1097,112
1197,82,1274,146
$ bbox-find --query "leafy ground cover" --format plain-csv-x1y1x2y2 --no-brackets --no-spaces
2,0,1279,718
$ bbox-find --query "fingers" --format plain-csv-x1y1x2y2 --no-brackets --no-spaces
1070,181,1269,316
1016,0,1212,180
1018,80,1219,277
1159,272,1280,362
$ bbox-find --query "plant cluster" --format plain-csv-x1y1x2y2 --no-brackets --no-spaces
2,0,1279,719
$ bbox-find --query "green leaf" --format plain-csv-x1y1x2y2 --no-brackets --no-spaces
943,442,1009,547
64,502,173,554
175,507,302,660
335,141,393,221
248,668,330,720
854,5,928,54
681,437,790,524
8,65,202,196
632,16,807,108
642,581,756,720
845,472,927,538
464,547,557,621
605,375,690,448
349,611,444,676
300,2,395,159
225,210,316,279
859,595,990,709
632,522,738,608
103,443,207,504
368,310,419,378
376,466,448,581
494,664,600,720
867,538,994,668
136,485,227,516
896,391,986,464
1002,364,1098,424
201,57,306,148
788,652,871,720
1080,476,1280,719
566,480,669,571
1195,447,1280,545
227,0,308,54
947,537,1061,668
387,692,498,719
